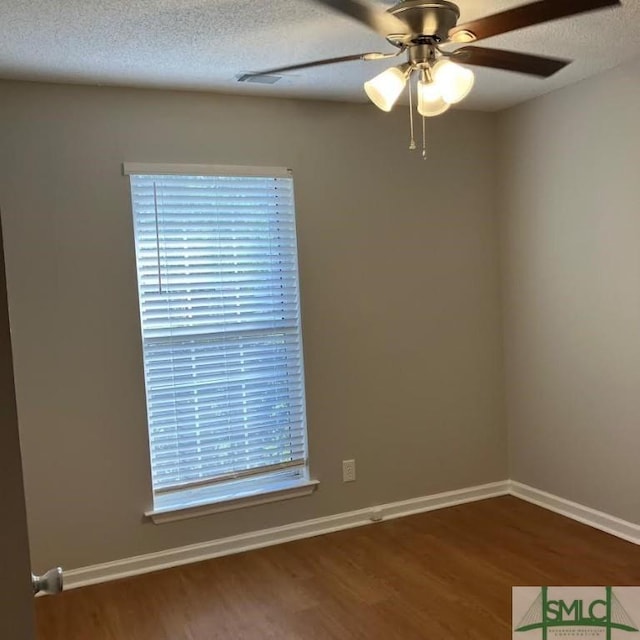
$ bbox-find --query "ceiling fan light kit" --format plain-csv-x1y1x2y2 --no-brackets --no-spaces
247,0,622,156
366,56,475,117
432,58,475,103
417,69,450,117
364,64,411,111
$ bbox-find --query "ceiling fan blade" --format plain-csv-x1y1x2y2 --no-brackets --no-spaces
310,0,410,38
449,0,621,43
452,46,570,77
240,52,392,78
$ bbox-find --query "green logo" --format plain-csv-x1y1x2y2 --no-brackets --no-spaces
514,587,639,639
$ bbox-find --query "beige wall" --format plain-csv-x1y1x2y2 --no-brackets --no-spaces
499,58,640,524
0,80,506,571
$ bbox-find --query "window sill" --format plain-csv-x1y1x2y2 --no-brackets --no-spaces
145,479,319,524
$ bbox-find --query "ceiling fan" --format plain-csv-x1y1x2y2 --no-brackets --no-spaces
244,0,622,138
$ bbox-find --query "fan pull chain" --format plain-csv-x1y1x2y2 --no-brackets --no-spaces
408,77,416,151
422,116,427,160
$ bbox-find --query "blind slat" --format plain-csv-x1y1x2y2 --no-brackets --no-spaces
153,459,305,496
150,416,306,445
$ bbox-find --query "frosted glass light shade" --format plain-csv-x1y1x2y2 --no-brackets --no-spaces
417,80,450,117
364,67,407,112
432,59,475,104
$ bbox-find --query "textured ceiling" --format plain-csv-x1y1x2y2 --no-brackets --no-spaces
1,0,639,110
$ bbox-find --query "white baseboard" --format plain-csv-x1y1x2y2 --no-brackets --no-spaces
509,481,640,546
64,480,510,590
63,479,640,591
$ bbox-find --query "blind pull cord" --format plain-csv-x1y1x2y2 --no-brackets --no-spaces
153,181,163,293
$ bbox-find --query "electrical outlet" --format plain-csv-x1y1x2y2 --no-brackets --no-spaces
342,459,356,483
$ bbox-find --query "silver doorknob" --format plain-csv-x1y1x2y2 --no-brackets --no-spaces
32,567,63,595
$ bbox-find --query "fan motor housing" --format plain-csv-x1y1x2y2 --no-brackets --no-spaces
388,0,460,42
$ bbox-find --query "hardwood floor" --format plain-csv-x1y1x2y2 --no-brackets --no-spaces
35,497,640,639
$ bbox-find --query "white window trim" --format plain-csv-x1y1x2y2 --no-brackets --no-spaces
123,162,291,178
146,479,319,524
127,161,317,523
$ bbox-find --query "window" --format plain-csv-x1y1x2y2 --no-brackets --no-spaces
126,164,313,519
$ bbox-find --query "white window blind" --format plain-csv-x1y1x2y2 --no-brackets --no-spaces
128,168,308,509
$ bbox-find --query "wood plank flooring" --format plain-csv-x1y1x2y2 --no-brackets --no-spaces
35,497,640,639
